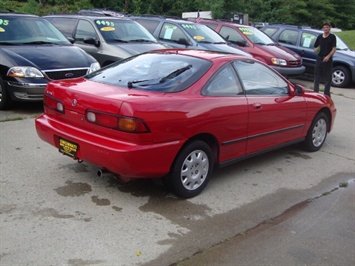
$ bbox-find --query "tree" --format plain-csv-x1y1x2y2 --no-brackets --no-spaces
331,0,355,29
3,0,354,30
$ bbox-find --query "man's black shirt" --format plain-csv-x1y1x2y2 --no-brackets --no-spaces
314,34,336,57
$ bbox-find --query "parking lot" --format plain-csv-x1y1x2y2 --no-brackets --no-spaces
1,79,354,265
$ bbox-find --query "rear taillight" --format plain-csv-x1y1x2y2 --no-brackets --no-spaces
44,94,64,113
86,110,150,133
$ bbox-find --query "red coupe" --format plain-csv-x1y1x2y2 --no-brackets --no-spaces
35,49,336,198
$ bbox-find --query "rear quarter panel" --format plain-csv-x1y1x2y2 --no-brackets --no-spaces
121,92,249,162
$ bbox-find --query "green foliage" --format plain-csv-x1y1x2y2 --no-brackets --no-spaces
22,0,40,14
2,0,354,30
333,0,355,30
131,0,142,15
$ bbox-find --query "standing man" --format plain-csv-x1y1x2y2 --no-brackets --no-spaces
313,21,337,97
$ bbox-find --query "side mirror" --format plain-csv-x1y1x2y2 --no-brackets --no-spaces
176,38,191,46
235,40,248,47
83,37,100,47
294,84,304,95
67,37,75,44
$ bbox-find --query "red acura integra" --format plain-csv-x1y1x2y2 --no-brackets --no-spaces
35,49,336,198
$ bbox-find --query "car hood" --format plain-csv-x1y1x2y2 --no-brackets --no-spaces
197,43,252,57
108,42,167,55
336,49,355,58
1,45,96,69
261,44,302,60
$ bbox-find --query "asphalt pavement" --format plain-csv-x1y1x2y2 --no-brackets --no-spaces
178,180,355,266
177,78,355,266
0,77,354,266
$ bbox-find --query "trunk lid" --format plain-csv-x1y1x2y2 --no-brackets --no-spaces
45,78,154,142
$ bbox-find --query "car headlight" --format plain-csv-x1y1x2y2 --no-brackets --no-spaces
7,66,44,78
87,62,101,74
271,58,287,66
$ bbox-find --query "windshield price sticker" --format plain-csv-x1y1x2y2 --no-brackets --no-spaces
0,19,9,26
0,19,9,31
59,138,78,158
193,35,205,40
182,24,197,29
239,27,253,35
95,20,115,27
101,27,115,31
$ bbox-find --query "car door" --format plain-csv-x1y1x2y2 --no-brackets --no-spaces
74,19,101,61
298,31,319,72
276,29,315,71
157,22,193,48
201,63,248,162
46,17,78,39
218,25,249,47
232,60,307,154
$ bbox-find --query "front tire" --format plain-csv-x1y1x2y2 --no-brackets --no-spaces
332,66,350,88
0,77,13,110
164,140,213,198
302,112,329,152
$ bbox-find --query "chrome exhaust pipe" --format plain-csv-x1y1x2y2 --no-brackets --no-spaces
97,169,131,183
97,169,111,178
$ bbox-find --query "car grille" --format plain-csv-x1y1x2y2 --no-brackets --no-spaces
43,68,89,80
289,60,302,67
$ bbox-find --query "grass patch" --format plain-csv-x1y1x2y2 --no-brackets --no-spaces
339,182,348,188
0,117,24,122
31,113,43,118
336,30,355,50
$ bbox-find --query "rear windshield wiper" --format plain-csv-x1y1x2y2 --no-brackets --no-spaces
127,65,192,88
127,79,157,88
159,65,192,83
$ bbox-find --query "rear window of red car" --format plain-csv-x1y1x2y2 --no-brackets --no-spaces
86,52,212,92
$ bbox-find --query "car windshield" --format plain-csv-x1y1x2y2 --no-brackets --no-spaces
179,22,227,44
94,19,158,43
238,26,275,45
335,35,350,50
0,16,70,45
86,52,212,92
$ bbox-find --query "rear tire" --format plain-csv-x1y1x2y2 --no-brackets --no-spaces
0,77,13,110
164,140,213,198
332,66,350,88
301,112,328,152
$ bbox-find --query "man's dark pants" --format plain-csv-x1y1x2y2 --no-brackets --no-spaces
314,57,332,97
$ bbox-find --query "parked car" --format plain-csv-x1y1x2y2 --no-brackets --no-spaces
252,22,269,29
261,24,355,87
0,11,100,110
44,14,167,67
78,8,125,17
189,19,305,77
125,16,252,57
35,49,336,198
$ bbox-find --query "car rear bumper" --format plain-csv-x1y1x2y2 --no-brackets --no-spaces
35,114,182,179
272,65,305,77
